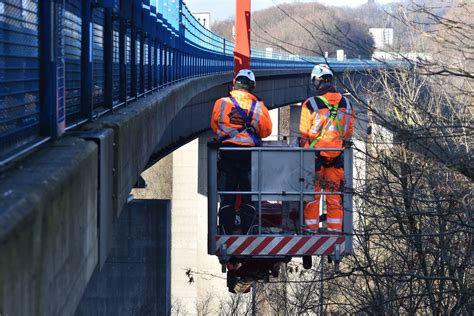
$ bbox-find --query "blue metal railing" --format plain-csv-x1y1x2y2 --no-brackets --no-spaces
0,0,41,163
0,0,386,167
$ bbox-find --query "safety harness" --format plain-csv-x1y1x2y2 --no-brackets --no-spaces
309,96,344,148
218,96,262,146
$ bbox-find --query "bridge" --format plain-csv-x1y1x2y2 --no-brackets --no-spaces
0,1,388,315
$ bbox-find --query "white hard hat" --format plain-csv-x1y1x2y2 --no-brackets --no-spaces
311,64,333,81
235,69,256,86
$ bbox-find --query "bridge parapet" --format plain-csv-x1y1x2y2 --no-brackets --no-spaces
0,137,98,315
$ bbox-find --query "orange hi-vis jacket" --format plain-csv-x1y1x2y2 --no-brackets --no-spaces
299,92,354,158
211,90,273,146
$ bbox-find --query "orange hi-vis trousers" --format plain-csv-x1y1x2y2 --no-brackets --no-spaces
304,165,344,232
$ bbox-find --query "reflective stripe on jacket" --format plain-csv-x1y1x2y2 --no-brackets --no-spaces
299,92,354,158
211,90,273,146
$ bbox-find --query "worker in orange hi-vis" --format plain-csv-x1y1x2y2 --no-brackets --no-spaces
211,69,273,235
299,64,354,233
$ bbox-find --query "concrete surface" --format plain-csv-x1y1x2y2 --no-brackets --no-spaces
76,199,171,316
132,154,173,200
0,137,99,316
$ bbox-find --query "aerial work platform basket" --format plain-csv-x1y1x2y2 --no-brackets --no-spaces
207,142,354,292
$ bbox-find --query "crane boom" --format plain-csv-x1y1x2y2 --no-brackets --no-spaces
234,0,251,75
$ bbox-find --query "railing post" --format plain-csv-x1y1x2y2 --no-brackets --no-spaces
155,40,161,87
39,0,66,137
158,43,163,86
81,0,93,118
174,49,178,81
178,0,184,81
207,145,218,254
119,0,127,103
299,148,304,230
130,4,137,98
163,45,168,84
148,36,153,90
139,30,145,94
138,1,145,95
343,146,354,254
174,50,179,81
104,6,114,109
169,48,173,82
149,2,157,90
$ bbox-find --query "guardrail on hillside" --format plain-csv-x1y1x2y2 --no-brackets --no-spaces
0,0,385,167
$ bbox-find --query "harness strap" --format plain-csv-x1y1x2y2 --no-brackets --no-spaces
218,96,261,146
309,96,344,148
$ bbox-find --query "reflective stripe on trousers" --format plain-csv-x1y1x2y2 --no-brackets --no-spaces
303,165,344,232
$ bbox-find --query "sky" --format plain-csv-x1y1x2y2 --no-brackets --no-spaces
183,0,400,23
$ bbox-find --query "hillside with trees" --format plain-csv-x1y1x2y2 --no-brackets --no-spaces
211,1,464,59
211,2,375,59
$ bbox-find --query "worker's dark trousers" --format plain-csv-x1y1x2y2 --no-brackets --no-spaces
218,145,256,234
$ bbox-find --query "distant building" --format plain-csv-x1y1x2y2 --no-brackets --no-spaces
369,28,394,49
193,12,211,30
265,47,273,59
336,49,345,61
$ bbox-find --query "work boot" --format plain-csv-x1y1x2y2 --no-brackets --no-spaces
219,205,235,234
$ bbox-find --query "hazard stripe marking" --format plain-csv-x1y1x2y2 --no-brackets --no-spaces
288,237,310,254
233,236,257,255
242,237,265,255
216,236,239,255
225,237,245,254
304,236,329,255
319,236,337,254
261,237,286,255
319,237,337,255
298,237,319,254
323,236,345,255
215,235,346,256
268,236,293,255
224,236,239,248
277,237,301,255
323,243,335,256
250,237,274,255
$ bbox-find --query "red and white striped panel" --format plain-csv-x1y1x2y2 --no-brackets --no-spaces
216,235,345,257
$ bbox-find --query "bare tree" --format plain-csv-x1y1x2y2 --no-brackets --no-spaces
196,292,215,316
261,261,325,315
326,2,474,313
171,297,188,316
217,291,254,316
